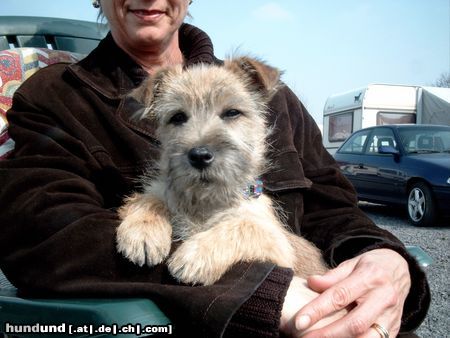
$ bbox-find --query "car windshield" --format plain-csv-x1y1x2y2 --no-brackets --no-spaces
398,126,450,154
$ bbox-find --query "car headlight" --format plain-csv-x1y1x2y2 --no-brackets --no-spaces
447,178,450,185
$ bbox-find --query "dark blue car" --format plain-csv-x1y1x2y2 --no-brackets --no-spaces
334,124,450,227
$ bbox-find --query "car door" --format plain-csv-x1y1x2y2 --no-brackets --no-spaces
356,127,403,202
334,129,372,192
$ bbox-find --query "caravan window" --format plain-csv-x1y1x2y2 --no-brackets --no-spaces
376,112,416,125
329,112,353,142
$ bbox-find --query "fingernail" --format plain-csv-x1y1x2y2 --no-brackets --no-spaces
295,315,311,331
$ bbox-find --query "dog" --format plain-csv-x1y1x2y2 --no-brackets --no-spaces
116,57,328,285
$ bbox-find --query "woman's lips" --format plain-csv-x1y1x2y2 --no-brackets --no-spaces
130,9,165,21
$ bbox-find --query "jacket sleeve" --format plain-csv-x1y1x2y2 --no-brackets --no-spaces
267,86,430,333
0,71,277,338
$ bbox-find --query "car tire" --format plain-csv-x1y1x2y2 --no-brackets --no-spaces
407,181,437,227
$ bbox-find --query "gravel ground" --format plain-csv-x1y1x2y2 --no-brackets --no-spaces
359,202,449,338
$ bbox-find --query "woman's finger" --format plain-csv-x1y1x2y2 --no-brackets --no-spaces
295,263,375,331
358,300,403,338
358,314,401,338
358,324,391,338
307,258,358,293
301,286,398,338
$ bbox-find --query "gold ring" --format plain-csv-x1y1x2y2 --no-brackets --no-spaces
371,323,389,338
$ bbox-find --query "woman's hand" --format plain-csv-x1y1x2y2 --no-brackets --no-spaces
280,249,411,337
280,276,348,336
290,248,411,337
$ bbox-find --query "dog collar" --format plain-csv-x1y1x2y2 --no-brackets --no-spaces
243,179,263,199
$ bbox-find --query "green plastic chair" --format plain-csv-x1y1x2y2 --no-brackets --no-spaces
0,16,108,54
0,270,171,338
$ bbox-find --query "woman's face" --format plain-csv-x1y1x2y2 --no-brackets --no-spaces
101,0,189,51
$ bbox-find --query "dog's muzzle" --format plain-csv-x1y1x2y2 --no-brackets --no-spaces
188,146,215,170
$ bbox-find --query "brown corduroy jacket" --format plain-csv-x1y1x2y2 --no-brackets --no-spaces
0,24,429,337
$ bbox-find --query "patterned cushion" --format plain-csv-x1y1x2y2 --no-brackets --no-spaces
0,48,84,159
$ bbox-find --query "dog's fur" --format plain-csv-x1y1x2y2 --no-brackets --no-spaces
116,57,328,285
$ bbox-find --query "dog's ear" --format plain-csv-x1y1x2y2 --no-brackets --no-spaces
225,57,281,100
129,66,181,119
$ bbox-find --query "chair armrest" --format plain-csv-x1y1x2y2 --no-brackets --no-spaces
406,245,433,268
0,289,171,337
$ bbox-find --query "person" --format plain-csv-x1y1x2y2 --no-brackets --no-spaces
0,1,429,337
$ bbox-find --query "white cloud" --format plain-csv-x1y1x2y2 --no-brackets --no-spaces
252,3,293,22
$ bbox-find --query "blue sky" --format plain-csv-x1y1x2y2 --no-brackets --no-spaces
1,0,449,126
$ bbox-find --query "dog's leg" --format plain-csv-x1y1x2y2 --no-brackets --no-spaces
116,193,172,267
284,232,328,278
167,196,303,285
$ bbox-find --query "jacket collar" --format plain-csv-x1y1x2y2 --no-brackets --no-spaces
67,23,218,100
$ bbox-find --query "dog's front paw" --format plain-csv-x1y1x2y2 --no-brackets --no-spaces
167,238,229,285
116,215,172,267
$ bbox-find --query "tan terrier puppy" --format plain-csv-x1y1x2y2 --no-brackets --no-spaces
116,57,328,285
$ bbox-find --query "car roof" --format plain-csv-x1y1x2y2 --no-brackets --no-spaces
356,124,450,133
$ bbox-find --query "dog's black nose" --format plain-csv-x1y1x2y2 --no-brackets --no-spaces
188,147,215,170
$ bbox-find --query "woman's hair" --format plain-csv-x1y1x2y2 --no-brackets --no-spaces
97,5,105,23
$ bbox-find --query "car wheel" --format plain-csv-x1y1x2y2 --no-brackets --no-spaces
407,182,436,227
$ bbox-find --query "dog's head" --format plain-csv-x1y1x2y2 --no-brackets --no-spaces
133,57,281,193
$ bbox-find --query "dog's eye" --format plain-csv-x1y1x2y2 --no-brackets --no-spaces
168,111,188,126
221,109,242,120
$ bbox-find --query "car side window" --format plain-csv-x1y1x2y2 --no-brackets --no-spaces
339,130,371,154
365,128,398,155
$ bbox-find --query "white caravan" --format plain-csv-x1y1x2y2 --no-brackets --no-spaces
322,84,450,154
